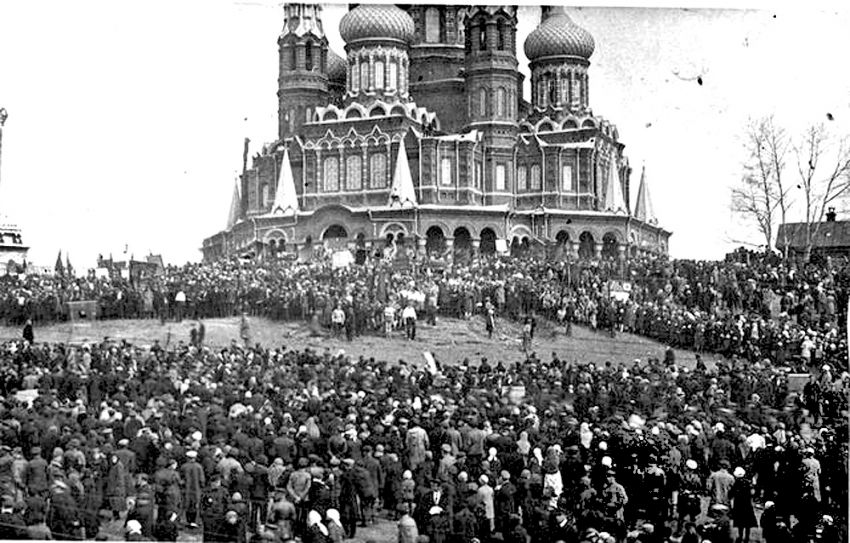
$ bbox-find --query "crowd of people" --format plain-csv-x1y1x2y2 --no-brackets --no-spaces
0,249,846,542
0,333,846,542
1,249,848,372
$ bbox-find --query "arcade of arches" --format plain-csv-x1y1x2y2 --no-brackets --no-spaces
260,223,644,262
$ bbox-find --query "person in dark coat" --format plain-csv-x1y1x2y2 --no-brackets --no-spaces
494,470,517,536
304,509,330,543
0,496,27,540
47,481,82,540
338,459,360,538
730,467,757,543
180,450,205,527
201,476,229,542
22,318,34,343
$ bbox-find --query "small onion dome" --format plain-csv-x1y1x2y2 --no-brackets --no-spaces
339,4,414,45
327,49,346,83
524,7,595,61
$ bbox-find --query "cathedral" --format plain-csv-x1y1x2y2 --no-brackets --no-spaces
201,4,670,263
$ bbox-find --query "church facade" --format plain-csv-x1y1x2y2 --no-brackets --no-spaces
201,4,670,262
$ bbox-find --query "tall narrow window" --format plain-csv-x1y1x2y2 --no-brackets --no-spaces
323,156,339,192
346,155,362,190
351,63,360,92
517,166,527,191
388,61,397,90
495,164,506,191
306,107,313,122
374,60,385,90
440,157,452,186
260,184,269,208
304,41,313,71
290,46,297,71
497,23,505,50
497,88,506,117
479,27,487,50
425,7,440,43
530,164,541,190
476,163,483,190
360,61,369,91
479,88,487,117
370,153,387,188
562,165,573,191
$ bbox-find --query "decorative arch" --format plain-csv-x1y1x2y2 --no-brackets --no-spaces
578,231,595,259
390,105,406,116
425,225,446,255
509,224,533,240
321,224,349,240
479,227,497,255
345,108,362,119
379,222,409,239
537,122,553,133
562,118,579,129
323,110,339,121
602,232,619,259
370,105,386,117
581,118,597,129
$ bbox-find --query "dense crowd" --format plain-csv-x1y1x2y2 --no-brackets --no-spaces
0,331,846,542
1,250,847,371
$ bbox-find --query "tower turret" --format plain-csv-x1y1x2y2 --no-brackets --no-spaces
339,4,415,107
524,7,595,120
464,6,520,203
403,6,469,132
277,4,330,140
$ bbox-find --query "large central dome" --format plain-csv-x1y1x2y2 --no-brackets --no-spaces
524,7,595,61
339,4,415,45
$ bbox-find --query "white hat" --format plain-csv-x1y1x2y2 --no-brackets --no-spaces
601,456,613,467
733,467,745,478
186,450,198,458
191,431,203,441
126,520,142,534
598,441,608,451
686,459,698,470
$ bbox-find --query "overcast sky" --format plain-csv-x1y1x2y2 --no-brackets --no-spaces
0,1,848,268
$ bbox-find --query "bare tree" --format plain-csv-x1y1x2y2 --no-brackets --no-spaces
794,123,850,261
731,116,790,253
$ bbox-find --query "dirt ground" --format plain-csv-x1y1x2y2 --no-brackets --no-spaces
0,314,720,370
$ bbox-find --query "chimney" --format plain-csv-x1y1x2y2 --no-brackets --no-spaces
826,207,836,222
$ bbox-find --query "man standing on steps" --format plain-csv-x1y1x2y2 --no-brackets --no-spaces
403,302,417,340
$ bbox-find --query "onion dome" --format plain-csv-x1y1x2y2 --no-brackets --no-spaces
339,4,415,45
327,49,346,83
524,7,595,61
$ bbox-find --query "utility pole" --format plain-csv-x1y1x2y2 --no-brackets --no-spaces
0,108,8,191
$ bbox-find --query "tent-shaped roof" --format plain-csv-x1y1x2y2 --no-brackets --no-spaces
634,166,657,224
388,138,417,208
604,162,627,214
226,179,242,229
269,146,299,216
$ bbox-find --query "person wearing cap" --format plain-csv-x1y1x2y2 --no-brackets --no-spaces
180,448,205,528
707,459,734,508
475,474,495,537
730,466,757,543
337,458,360,539
153,457,182,525
494,470,517,536
602,469,628,539
127,473,155,539
47,479,82,540
419,478,450,543
23,446,49,498
678,459,703,522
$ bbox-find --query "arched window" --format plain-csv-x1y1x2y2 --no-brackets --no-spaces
288,108,295,133
346,155,362,190
530,164,541,190
388,61,397,90
306,107,313,122
351,63,360,92
374,60,384,90
360,61,369,91
517,166,527,191
323,156,339,192
425,7,440,43
370,153,387,188
479,27,487,50
497,22,505,50
496,88,506,117
479,88,487,117
290,46,297,71
304,41,313,71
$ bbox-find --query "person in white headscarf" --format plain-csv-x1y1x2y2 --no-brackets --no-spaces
304,509,329,543
580,422,593,449
325,509,344,543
